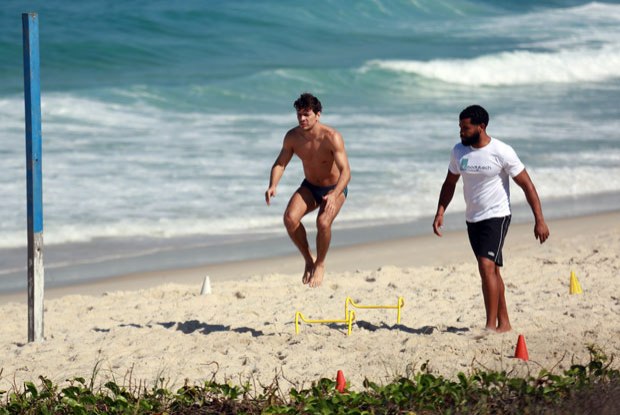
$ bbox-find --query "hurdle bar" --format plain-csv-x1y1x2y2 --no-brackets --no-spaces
344,296,405,324
295,310,356,336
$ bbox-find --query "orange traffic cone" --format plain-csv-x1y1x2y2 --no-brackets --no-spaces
514,334,529,361
336,370,346,393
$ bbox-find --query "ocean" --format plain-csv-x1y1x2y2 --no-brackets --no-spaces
1,0,620,292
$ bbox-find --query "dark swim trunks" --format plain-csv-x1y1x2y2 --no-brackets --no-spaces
466,215,511,267
300,179,348,204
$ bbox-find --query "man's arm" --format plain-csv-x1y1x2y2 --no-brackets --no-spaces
322,131,351,214
433,170,460,237
265,136,294,205
512,169,549,243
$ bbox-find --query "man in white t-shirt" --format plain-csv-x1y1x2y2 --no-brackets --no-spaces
432,105,549,333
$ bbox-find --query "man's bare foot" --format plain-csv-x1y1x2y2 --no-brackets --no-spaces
496,324,512,333
302,262,313,284
308,263,325,288
473,325,511,339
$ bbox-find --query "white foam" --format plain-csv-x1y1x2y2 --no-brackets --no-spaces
364,1,620,86
0,214,285,249
365,44,620,86
2,91,619,250
481,3,620,48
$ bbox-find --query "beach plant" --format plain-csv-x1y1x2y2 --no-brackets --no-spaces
0,345,618,414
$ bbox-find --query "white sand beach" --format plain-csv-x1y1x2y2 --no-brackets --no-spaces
1,212,619,392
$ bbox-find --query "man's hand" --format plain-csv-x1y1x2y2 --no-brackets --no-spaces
432,214,444,237
534,220,550,244
265,187,276,205
322,191,338,215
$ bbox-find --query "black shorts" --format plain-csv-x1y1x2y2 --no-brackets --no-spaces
466,215,511,267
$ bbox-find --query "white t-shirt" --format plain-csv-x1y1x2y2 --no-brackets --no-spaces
448,137,525,223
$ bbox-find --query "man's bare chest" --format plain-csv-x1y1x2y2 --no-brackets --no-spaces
294,140,333,163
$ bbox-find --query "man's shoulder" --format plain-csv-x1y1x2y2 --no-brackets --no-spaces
451,142,468,155
323,126,346,153
321,124,343,142
488,137,518,155
285,126,301,137
489,137,511,149
284,126,304,143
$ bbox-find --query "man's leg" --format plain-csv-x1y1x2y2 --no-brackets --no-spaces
495,266,511,332
309,193,346,288
477,257,511,332
283,188,318,284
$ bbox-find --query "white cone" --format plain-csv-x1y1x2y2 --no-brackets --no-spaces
200,275,212,295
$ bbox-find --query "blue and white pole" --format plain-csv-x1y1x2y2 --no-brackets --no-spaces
23,12,45,342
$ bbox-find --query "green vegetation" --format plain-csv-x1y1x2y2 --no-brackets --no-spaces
1,346,618,414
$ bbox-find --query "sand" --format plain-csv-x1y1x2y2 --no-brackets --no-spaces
1,212,619,392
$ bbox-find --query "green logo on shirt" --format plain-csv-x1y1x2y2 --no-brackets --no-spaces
460,158,468,171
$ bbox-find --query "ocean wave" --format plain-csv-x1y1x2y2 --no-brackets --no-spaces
2,160,619,250
478,2,620,50
0,214,286,250
364,45,620,86
361,1,620,87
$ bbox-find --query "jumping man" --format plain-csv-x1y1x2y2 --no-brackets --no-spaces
433,105,549,332
265,93,351,288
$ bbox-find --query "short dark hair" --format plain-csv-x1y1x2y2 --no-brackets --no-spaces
459,105,489,126
294,93,322,114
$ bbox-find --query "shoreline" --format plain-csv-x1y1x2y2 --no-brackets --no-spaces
1,209,618,304
1,190,619,299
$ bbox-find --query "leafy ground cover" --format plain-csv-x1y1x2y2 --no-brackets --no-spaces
1,346,618,414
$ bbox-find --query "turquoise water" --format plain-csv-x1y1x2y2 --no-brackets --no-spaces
1,1,620,290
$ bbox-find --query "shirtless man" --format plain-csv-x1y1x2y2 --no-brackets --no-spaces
265,93,351,288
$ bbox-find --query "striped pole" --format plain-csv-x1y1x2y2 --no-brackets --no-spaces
23,12,45,342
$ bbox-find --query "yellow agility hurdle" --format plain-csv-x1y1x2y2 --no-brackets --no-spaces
344,296,405,325
295,310,356,336
294,296,404,335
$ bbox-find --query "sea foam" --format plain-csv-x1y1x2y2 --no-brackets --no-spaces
365,45,620,86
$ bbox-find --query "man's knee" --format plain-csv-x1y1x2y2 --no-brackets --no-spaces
283,211,300,230
477,257,498,276
316,214,334,232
